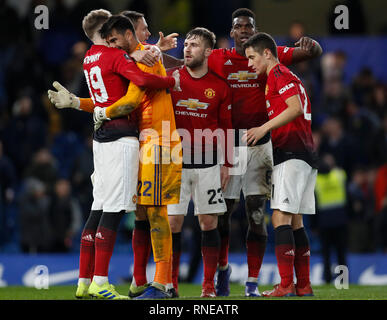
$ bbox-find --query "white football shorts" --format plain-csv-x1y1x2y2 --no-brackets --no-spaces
167,165,227,216
270,159,317,215
223,140,273,200
91,137,139,213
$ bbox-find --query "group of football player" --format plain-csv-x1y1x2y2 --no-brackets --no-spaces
48,7,322,299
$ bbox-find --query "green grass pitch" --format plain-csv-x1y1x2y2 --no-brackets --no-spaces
0,283,386,300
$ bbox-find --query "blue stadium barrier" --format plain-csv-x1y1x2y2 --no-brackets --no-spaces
0,253,386,287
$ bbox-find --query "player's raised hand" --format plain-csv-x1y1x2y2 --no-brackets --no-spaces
156,31,179,52
131,48,158,67
93,106,111,131
171,69,182,91
294,37,315,53
47,81,80,109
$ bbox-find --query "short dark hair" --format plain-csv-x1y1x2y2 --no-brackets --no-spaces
99,14,136,39
119,10,144,28
243,32,278,58
232,8,256,22
186,27,216,49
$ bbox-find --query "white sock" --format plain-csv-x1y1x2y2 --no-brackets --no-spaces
93,276,108,286
247,277,258,283
78,278,91,286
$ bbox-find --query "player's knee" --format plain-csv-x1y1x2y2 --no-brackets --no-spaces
198,214,218,231
246,195,266,226
168,215,184,233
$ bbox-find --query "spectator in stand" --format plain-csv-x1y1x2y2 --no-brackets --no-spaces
315,154,348,283
71,136,94,222
343,100,380,166
368,84,387,121
19,178,52,253
351,67,377,107
2,92,48,177
319,117,357,178
49,179,82,252
347,166,376,252
0,140,17,246
24,148,58,193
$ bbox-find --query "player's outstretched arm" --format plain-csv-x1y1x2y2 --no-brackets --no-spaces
47,82,80,110
243,94,304,145
292,37,323,63
47,81,95,113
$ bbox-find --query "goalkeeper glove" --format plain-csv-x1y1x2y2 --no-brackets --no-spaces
93,106,111,131
47,81,80,109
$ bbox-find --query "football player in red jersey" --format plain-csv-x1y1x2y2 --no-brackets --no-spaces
244,32,317,297
166,27,233,298
48,9,179,300
207,8,322,297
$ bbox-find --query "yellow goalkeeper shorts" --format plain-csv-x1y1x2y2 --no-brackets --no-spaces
137,143,182,206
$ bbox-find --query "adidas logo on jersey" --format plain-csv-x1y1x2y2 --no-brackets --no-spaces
224,59,233,65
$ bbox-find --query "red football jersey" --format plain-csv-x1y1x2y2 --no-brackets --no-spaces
208,46,294,131
265,63,316,165
83,45,175,142
168,66,233,167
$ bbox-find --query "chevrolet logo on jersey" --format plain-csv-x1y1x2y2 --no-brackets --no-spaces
176,99,209,110
227,71,257,82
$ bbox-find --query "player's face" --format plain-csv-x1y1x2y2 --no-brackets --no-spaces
230,16,256,47
183,36,209,70
245,47,267,75
106,29,131,53
135,17,151,43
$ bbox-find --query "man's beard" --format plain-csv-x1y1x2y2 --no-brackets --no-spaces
185,55,205,70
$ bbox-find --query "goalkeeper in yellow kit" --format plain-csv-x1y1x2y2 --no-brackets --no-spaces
48,14,182,299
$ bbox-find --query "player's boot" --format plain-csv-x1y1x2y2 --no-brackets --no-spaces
88,281,129,300
296,283,314,297
167,287,179,298
128,282,150,298
75,282,91,299
245,281,261,297
215,264,232,296
200,283,217,298
133,284,171,299
262,283,296,297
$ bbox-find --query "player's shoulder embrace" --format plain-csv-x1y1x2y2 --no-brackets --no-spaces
103,46,133,61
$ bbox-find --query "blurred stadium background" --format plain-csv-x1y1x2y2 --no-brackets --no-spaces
0,0,386,289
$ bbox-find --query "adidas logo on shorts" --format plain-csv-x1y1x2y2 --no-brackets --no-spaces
282,198,290,204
